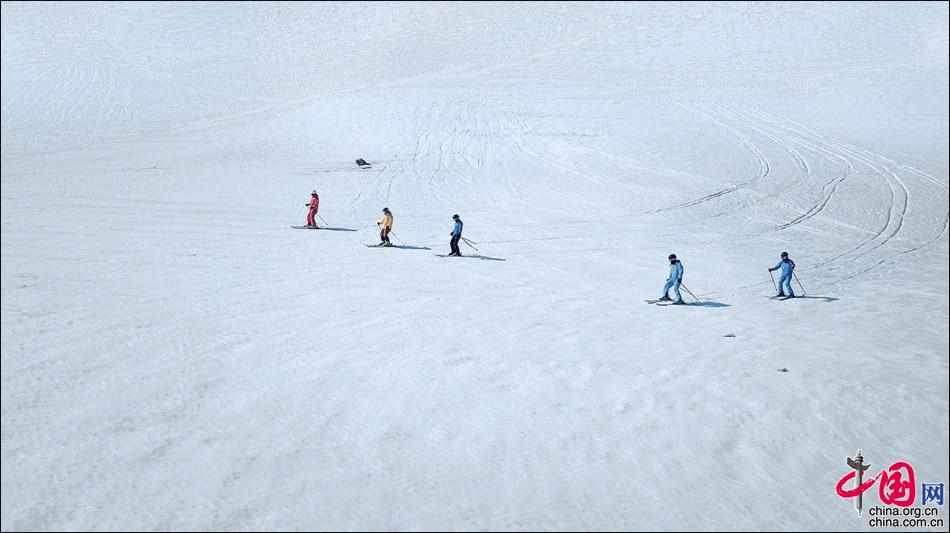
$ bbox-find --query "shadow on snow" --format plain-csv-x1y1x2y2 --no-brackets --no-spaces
685,301,731,308
785,295,839,302
291,225,358,232
374,245,433,250
437,254,507,261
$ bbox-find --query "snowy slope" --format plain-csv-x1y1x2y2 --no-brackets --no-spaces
2,2,948,531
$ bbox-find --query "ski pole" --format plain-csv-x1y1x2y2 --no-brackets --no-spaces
316,213,329,226
461,237,478,245
679,283,700,302
461,237,478,251
769,270,777,291
389,231,404,245
793,271,807,296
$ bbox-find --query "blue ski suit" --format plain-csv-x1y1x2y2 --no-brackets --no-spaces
449,218,463,255
662,260,684,302
769,258,796,296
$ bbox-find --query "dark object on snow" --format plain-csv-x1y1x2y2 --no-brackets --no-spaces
777,367,789,373
355,158,370,167
723,333,736,338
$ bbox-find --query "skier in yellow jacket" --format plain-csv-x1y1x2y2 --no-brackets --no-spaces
377,207,393,246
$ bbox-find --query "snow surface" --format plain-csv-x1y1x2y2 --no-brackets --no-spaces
2,2,948,531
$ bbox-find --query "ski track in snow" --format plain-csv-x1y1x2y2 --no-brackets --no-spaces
748,109,947,284
642,100,947,290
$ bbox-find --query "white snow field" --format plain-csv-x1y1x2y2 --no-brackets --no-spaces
2,2,948,531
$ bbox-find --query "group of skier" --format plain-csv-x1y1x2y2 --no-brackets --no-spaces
305,192,467,255
656,251,798,304
374,207,465,255
303,191,798,301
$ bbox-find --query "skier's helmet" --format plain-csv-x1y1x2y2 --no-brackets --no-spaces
781,251,788,258
311,190,318,196
383,207,390,213
452,214,459,220
668,254,677,261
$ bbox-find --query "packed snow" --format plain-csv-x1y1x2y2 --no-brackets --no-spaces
2,2,948,531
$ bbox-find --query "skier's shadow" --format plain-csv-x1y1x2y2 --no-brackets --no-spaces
687,301,731,308
446,254,506,261
789,295,839,302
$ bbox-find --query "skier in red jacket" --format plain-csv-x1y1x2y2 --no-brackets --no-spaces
305,191,320,228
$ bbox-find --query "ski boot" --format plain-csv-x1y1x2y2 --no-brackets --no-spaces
658,295,672,302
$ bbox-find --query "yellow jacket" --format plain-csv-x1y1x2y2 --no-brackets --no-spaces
378,212,393,228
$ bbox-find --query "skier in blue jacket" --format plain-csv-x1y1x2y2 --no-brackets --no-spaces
658,254,685,304
769,251,796,297
449,214,463,256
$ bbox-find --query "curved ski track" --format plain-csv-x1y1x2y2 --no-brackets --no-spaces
647,104,947,291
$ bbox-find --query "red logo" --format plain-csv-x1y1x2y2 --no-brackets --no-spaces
837,452,916,510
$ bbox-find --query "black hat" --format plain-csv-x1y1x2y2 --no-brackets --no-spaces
781,251,788,258
452,214,459,219
668,254,677,260
382,207,390,213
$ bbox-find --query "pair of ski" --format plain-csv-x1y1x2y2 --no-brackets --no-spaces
291,225,325,230
644,299,688,306
769,295,796,301
366,247,484,259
